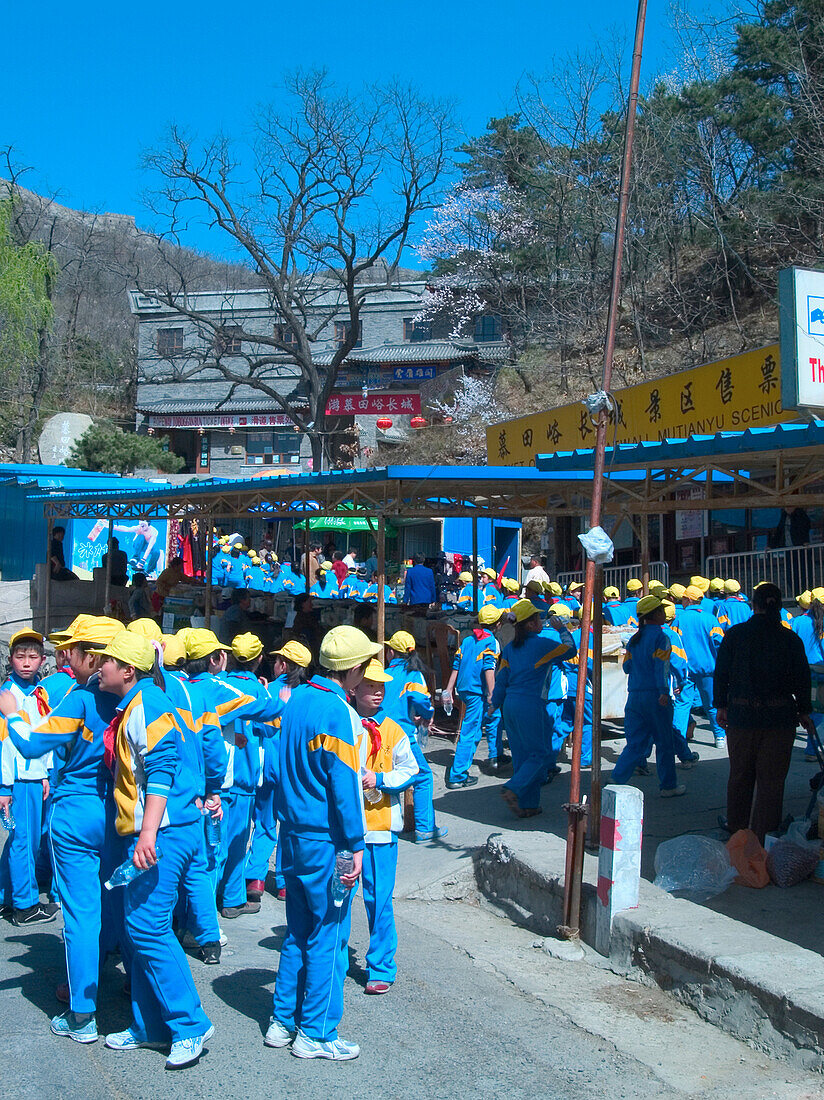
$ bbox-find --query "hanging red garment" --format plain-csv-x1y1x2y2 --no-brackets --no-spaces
181,533,194,577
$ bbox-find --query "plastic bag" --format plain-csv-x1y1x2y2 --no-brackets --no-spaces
653,835,737,901
726,829,769,888
577,526,614,565
766,841,820,888
783,818,819,851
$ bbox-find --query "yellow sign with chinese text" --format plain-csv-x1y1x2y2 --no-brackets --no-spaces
486,344,792,465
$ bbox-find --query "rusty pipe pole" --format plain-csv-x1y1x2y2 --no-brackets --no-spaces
560,0,648,939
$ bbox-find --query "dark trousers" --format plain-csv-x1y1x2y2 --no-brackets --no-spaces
726,725,795,843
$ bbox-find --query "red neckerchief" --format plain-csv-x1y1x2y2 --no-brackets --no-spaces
32,686,50,716
472,628,490,641
361,718,382,756
102,712,123,774
59,666,76,679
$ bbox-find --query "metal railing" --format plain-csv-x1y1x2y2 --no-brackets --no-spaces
706,543,824,597
557,560,669,591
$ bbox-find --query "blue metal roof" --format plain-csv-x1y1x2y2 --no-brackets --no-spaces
534,420,824,473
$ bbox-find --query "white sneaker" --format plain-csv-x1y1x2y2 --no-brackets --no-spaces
291,1031,359,1060
660,784,687,798
105,1029,166,1051
264,1018,296,1047
165,1025,214,1069
218,928,228,947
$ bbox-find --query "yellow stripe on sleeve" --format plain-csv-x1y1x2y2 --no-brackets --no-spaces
308,733,359,771
146,712,176,751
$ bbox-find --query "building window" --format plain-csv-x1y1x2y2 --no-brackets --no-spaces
214,325,243,356
276,324,299,350
473,314,502,343
334,320,362,349
246,430,301,465
403,317,431,342
156,327,184,357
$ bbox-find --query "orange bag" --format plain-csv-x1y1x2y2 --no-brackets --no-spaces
726,829,769,888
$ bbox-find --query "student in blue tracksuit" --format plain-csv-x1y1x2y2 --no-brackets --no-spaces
491,600,576,818
792,590,824,760
602,586,624,626
662,603,700,768
245,641,312,903
309,565,340,601
620,579,643,628
0,616,126,1042
266,625,382,1061
160,633,227,965
556,582,582,613
455,572,479,611
98,632,213,1070
611,595,683,795
363,576,398,605
716,579,752,632
352,660,418,994
523,580,550,617
0,630,53,925
554,607,593,767
443,605,503,788
378,631,447,843
679,585,726,747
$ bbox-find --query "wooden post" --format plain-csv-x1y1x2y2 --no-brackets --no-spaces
303,514,311,592
44,516,53,637
471,514,479,614
640,516,650,595
587,564,604,849
204,516,213,629
377,515,386,651
103,517,114,614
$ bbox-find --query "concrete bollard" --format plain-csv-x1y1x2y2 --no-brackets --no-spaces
595,784,643,956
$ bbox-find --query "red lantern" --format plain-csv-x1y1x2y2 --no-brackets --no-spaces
410,416,426,429
443,415,454,424
376,417,393,430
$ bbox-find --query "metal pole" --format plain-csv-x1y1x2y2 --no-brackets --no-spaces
587,565,604,849
640,516,650,596
377,516,386,651
471,515,479,614
205,516,213,629
303,514,311,592
44,517,53,638
103,517,114,614
561,0,648,941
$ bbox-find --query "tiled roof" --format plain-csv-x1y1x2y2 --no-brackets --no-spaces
314,340,507,367
137,397,308,414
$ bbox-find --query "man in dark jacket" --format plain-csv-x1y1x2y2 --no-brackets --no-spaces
714,582,815,842
402,554,436,611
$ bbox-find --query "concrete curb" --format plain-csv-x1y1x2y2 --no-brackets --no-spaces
475,830,824,1070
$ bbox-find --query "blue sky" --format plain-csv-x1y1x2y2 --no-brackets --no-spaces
4,0,707,260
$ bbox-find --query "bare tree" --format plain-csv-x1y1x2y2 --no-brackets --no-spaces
139,71,451,468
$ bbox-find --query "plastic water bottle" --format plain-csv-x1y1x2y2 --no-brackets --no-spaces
361,771,382,804
104,846,162,890
442,691,453,717
0,807,14,831
331,850,354,907
202,806,221,848
416,720,429,751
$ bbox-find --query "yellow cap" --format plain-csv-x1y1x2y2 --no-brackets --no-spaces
64,616,126,649
649,580,667,593
100,631,156,672
185,628,230,660
162,633,187,668
603,586,620,599
626,579,643,592
270,640,312,667
709,577,725,593
512,599,541,623
10,629,44,649
568,581,584,593
251,555,260,565
321,561,334,570
504,578,521,594
232,632,263,661
525,579,543,593
662,600,676,622
127,618,163,642
320,626,382,671
668,582,686,599
550,603,573,619
387,630,416,654
478,605,503,625
724,579,741,595
362,659,392,683
481,567,498,580
684,585,705,602
690,575,710,593
812,587,824,603
797,590,812,609
48,614,95,646
637,594,663,616
458,571,473,583
548,582,562,596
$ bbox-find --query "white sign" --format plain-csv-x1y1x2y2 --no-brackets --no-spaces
147,413,294,429
779,266,824,410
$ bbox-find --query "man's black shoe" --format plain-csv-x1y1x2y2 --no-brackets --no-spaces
199,941,221,965
444,775,480,790
13,903,58,926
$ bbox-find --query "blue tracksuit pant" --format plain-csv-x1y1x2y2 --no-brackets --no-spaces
215,790,255,908
272,833,354,1042
0,781,43,909
484,706,503,762
176,825,220,945
408,734,435,834
689,672,725,741
502,695,554,810
123,821,211,1043
48,795,121,1014
449,693,486,783
362,841,398,983
245,780,284,888
613,690,677,790
672,681,697,761
558,676,593,766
